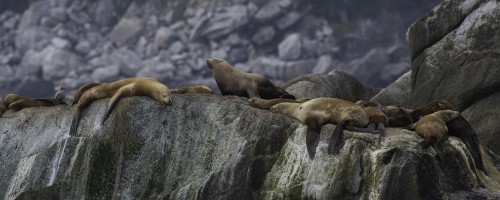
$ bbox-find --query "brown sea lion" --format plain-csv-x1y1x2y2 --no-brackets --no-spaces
410,100,484,170
73,82,102,105
411,100,455,122
4,92,67,111
382,105,413,127
0,100,7,116
270,98,372,158
206,58,295,99
8,98,63,111
355,100,387,143
249,98,310,110
4,94,29,106
70,77,172,136
407,109,461,161
170,85,215,94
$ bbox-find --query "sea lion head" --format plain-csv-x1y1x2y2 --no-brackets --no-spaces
205,58,227,70
270,102,300,115
153,83,172,105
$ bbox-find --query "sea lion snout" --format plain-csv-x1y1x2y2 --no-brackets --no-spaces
206,58,224,69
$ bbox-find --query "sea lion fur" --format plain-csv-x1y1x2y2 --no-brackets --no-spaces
270,98,370,158
407,109,461,161
70,77,172,136
249,98,310,110
206,58,295,99
171,85,215,94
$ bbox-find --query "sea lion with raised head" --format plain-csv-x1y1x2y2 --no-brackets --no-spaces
70,77,172,136
382,105,413,127
249,97,310,110
206,58,295,99
270,98,372,158
355,100,387,143
407,109,461,161
171,85,215,94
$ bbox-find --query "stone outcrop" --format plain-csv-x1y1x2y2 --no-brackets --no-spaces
1,94,499,199
280,72,380,100
407,0,500,111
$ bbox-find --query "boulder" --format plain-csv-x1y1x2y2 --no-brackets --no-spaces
406,0,485,59
110,48,143,77
200,5,249,40
14,26,52,51
109,17,143,46
41,46,81,80
252,25,276,45
0,94,498,199
91,65,120,82
408,0,500,111
17,1,49,32
278,33,302,60
370,71,412,106
280,72,380,100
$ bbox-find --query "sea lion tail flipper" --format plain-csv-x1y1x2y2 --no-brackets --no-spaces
101,84,135,125
70,107,82,136
405,123,416,131
328,121,346,155
462,133,484,170
306,127,320,159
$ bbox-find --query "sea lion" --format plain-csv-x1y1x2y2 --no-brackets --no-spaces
410,100,484,170
411,100,455,122
170,85,215,94
270,98,372,158
73,82,102,105
206,58,295,99
70,77,172,136
355,100,387,142
4,92,67,111
8,98,63,111
0,100,6,116
407,110,461,161
4,94,29,106
382,105,413,127
249,98,310,110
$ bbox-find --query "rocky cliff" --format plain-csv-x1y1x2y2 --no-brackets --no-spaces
1,93,500,200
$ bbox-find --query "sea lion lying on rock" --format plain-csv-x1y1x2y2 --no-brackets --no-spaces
171,85,215,94
249,98,310,110
70,78,172,136
270,98,375,158
407,109,461,162
411,100,484,170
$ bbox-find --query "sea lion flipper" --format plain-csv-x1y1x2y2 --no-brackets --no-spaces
69,107,82,136
101,84,135,125
306,127,320,159
328,122,345,155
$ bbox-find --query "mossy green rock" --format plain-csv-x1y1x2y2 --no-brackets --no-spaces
1,95,500,199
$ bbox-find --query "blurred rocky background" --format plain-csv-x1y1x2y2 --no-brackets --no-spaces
0,0,439,98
